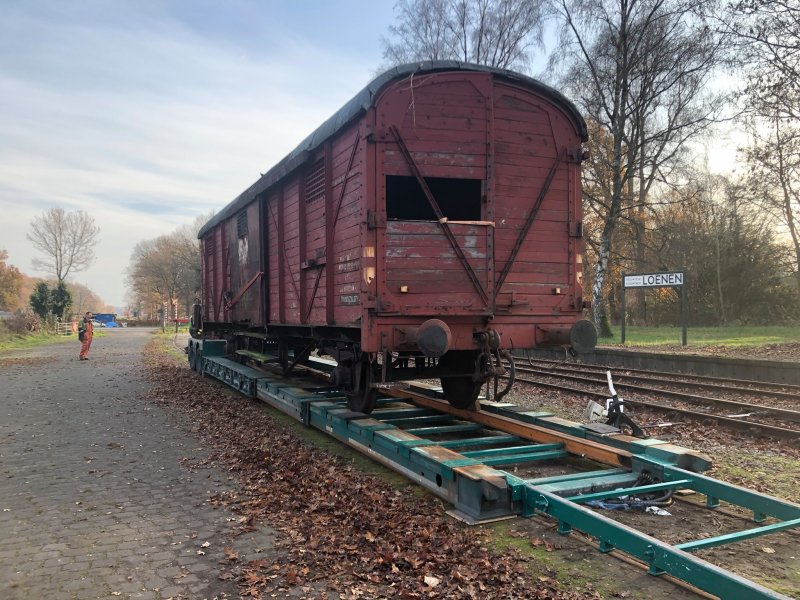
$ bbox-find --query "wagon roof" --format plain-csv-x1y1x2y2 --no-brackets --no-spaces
198,60,587,238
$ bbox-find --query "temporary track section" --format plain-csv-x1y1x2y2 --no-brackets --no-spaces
192,341,800,600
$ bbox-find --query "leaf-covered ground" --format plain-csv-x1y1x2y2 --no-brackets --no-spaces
143,340,599,600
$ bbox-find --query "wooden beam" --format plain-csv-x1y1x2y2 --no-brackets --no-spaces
392,389,632,469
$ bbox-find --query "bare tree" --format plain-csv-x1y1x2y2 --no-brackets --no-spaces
68,281,105,316
744,118,800,289
728,0,800,121
127,236,186,311
649,175,798,324
726,1,800,289
552,0,727,336
126,214,207,316
382,0,547,70
27,208,100,282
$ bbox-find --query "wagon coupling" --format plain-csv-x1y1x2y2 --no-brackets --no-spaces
535,319,598,355
403,318,452,358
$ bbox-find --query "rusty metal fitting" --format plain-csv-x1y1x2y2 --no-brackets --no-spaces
417,319,452,358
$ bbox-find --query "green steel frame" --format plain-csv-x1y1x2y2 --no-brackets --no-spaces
193,347,800,600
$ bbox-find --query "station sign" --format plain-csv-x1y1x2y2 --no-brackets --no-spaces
620,269,688,346
623,271,684,289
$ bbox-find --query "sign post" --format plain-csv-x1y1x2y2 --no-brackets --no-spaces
621,269,687,346
621,272,627,344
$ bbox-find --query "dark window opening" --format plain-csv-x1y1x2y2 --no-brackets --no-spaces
205,238,215,255
236,210,248,238
386,176,482,221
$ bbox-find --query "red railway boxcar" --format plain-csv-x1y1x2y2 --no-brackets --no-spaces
190,61,596,413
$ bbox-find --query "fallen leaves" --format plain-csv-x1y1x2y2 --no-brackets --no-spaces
142,339,596,599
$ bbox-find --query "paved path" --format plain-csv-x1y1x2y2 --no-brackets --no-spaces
0,329,274,600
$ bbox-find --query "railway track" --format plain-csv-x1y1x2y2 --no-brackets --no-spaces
192,346,800,600
506,362,800,441
521,356,800,399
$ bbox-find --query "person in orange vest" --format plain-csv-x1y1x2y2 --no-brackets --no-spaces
78,311,94,360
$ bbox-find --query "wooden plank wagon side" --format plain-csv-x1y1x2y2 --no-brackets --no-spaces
190,61,596,413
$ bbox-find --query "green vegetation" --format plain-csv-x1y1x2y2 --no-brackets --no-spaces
0,327,72,352
484,520,633,598
156,324,190,337
711,451,800,503
29,280,72,320
602,325,800,348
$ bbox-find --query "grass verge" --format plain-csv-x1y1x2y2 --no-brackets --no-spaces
600,325,800,348
710,450,800,503
0,331,74,352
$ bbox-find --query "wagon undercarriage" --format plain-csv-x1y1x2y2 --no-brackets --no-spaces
192,321,518,414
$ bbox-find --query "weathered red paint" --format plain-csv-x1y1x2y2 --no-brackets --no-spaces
199,67,586,355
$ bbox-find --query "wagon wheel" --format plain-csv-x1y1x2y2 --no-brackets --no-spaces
440,350,482,410
187,344,196,370
346,354,378,414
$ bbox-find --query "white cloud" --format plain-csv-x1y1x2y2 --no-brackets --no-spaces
0,1,391,305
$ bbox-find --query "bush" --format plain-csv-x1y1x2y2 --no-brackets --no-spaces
6,309,42,334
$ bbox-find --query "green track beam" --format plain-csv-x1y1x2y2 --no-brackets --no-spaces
436,435,520,448
675,517,800,552
520,487,789,600
653,460,800,521
567,480,693,504
384,414,457,427
371,408,433,420
481,449,568,467
405,423,484,436
461,443,564,459
192,353,800,599
526,468,628,485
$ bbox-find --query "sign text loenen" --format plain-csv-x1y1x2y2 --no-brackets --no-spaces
623,272,684,289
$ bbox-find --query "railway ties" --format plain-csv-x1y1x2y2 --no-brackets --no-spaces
521,357,800,398
508,366,800,441
195,349,800,600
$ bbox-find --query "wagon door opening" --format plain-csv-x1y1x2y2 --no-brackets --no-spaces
386,176,482,222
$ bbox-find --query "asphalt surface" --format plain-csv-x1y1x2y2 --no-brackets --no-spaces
0,328,275,600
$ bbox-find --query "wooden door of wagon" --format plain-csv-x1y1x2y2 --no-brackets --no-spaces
375,72,494,318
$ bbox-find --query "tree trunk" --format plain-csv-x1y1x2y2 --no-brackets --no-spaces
633,214,646,325
775,122,800,292
592,233,614,338
714,224,726,326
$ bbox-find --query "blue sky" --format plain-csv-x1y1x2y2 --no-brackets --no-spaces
0,1,742,308
0,0,395,306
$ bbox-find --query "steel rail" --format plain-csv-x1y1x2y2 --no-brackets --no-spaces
511,374,800,441
514,367,800,423
523,356,800,395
